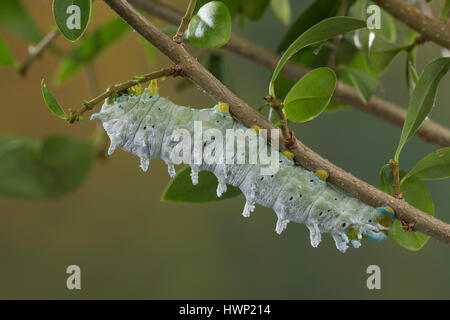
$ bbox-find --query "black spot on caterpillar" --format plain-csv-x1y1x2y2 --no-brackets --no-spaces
91,88,395,253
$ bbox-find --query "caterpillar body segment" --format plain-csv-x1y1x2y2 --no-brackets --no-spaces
91,89,394,253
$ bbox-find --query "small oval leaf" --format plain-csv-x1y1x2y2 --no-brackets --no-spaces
269,16,366,96
0,135,95,200
161,166,241,203
395,57,450,162
284,67,336,123
187,1,231,49
53,0,92,41
391,176,434,251
41,79,68,119
403,148,450,182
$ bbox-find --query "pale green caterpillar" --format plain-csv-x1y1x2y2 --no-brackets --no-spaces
90,85,394,253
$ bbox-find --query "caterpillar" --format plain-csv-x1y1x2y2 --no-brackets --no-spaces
90,84,395,253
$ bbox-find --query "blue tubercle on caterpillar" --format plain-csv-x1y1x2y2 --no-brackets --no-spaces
90,87,394,253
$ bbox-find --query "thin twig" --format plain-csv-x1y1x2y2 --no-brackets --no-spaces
18,29,60,76
103,0,450,245
173,0,197,44
68,66,182,123
372,0,450,50
265,95,298,151
129,0,450,148
264,96,288,138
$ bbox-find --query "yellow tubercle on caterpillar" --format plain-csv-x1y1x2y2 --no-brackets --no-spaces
282,151,294,159
251,125,260,134
128,84,143,95
218,102,230,113
315,169,329,181
384,206,395,214
149,79,159,95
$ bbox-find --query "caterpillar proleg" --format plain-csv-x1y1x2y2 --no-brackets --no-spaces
90,87,394,253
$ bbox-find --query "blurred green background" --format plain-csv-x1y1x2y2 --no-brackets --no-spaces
0,0,449,299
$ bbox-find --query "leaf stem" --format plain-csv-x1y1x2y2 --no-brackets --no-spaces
264,95,297,151
68,65,183,123
173,0,197,44
389,159,403,199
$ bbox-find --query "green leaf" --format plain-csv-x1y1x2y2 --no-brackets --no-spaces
41,79,69,119
54,18,129,84
284,67,337,123
368,35,406,75
270,0,290,25
242,0,270,21
402,148,450,182
391,176,434,251
337,65,379,103
0,0,42,43
187,1,231,49
277,0,340,53
53,0,92,41
0,37,14,66
161,166,241,203
269,16,366,96
377,164,394,196
406,48,419,95
395,58,450,162
0,135,95,200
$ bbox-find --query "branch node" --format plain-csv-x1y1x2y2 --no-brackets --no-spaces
401,220,417,232
173,0,197,44
284,130,298,151
170,64,184,77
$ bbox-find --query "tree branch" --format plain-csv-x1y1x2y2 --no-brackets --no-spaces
102,0,450,245
128,0,450,148
18,29,60,76
372,0,450,50
173,0,197,44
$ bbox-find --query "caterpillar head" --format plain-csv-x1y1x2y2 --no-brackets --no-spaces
376,205,395,228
